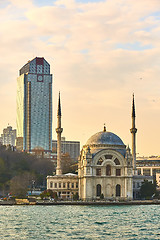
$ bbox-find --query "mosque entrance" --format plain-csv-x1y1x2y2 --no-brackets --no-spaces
116,184,121,197
96,184,101,197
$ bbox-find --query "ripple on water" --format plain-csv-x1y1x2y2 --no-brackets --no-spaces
0,205,159,239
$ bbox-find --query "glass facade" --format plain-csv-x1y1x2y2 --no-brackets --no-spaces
17,74,25,138
16,57,52,152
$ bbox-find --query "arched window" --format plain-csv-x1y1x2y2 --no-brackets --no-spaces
116,169,121,176
50,182,53,188
114,158,120,165
106,165,111,176
96,168,101,176
96,184,101,197
116,184,121,197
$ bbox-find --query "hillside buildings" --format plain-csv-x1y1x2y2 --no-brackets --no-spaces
134,156,160,196
136,156,160,176
16,57,52,152
0,126,16,146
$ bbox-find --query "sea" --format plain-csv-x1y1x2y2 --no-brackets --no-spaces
0,205,159,240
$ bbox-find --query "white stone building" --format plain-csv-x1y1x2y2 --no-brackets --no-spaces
47,94,136,201
136,156,160,176
47,173,78,199
78,127,133,200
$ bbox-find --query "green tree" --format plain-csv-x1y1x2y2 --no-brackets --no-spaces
140,180,156,199
73,192,79,201
40,190,57,200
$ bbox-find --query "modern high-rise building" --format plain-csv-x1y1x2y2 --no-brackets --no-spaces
52,138,80,162
16,57,52,152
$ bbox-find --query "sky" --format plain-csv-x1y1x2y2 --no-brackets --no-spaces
0,0,160,156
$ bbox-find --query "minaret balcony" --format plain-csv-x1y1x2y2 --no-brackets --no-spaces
130,128,137,134
56,128,63,133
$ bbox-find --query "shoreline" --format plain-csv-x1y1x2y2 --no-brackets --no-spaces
0,200,160,206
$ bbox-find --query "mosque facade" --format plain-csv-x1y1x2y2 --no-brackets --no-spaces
47,94,138,201
78,127,133,200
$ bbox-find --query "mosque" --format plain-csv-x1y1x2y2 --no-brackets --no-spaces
47,94,138,200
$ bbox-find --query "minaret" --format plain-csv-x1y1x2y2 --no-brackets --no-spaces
56,92,63,175
130,94,137,174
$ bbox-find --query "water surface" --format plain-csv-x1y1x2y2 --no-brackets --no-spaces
0,205,159,239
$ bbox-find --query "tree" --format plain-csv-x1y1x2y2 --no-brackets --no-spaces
61,153,77,174
10,172,36,198
0,157,10,194
73,192,79,201
140,180,156,199
40,190,57,200
0,145,55,195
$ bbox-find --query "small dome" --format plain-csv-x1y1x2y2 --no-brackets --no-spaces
86,131,124,146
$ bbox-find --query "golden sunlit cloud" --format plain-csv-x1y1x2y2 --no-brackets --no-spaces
0,0,160,155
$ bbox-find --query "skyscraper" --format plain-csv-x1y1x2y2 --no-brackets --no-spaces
16,57,52,152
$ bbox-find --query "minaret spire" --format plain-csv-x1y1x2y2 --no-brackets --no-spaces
132,93,135,118
56,92,63,175
130,93,137,174
58,91,61,116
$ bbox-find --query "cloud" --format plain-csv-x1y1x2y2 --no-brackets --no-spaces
0,0,160,155
8,0,33,9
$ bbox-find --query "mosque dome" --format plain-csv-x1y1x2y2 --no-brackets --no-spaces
86,127,125,146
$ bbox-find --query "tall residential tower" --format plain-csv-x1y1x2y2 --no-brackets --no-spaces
16,57,52,152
